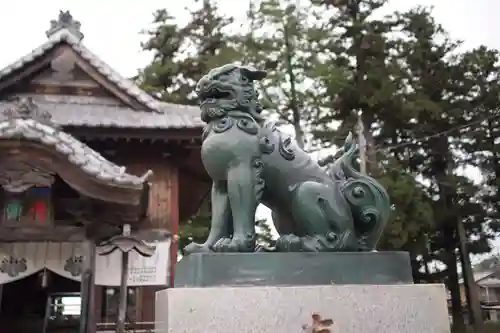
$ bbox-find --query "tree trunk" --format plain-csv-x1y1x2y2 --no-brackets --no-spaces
283,21,304,148
434,137,465,330
458,219,483,328
443,226,465,330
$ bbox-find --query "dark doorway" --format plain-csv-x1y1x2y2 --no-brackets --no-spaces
0,271,80,333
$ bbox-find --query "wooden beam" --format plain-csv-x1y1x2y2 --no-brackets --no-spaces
0,225,85,242
22,82,109,97
31,78,100,89
169,166,179,287
79,237,97,333
0,47,64,92
66,127,203,141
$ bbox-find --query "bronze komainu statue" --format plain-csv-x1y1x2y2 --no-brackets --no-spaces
184,63,391,254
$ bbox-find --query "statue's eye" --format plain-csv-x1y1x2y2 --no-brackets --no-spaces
241,76,249,83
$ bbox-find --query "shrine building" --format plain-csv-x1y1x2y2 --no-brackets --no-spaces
0,11,208,333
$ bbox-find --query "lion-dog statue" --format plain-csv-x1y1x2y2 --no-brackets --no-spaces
184,63,391,254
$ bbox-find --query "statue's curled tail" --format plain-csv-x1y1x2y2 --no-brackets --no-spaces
328,133,391,251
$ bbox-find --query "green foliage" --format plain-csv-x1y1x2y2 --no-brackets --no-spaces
256,218,275,247
241,0,331,148
305,2,500,326
378,168,433,251
179,217,275,254
137,0,241,104
178,215,211,254
137,2,500,326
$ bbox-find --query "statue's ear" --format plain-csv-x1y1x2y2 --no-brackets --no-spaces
240,66,267,81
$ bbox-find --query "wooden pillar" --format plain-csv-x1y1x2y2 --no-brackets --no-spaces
94,286,102,326
169,166,179,287
140,287,157,323
116,225,131,333
79,238,96,333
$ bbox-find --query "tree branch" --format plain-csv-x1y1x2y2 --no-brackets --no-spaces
260,86,292,123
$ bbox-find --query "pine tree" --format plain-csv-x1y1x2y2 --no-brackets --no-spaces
394,7,497,328
137,0,240,104
137,1,244,250
241,0,330,149
458,46,500,247
311,0,402,154
310,0,437,283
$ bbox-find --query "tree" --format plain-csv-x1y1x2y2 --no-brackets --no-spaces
138,1,244,250
137,0,240,104
311,0,402,157
394,7,498,328
308,4,498,328
458,46,500,250
241,0,331,149
256,219,275,247
310,0,437,283
179,203,278,254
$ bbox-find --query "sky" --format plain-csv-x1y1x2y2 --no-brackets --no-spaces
0,0,497,79
0,0,498,257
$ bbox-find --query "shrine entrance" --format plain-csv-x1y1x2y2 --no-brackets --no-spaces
0,271,80,333
0,93,156,333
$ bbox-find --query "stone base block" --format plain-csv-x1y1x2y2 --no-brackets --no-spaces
174,252,413,287
156,284,450,333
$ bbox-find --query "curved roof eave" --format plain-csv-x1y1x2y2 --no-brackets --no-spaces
0,112,152,205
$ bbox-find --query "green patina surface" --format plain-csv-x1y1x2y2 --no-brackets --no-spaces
174,252,413,287
184,63,391,254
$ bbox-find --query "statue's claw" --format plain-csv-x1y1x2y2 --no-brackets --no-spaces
183,242,214,255
212,237,232,251
212,237,255,253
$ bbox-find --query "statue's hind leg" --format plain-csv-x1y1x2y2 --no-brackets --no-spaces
277,181,358,252
184,181,232,254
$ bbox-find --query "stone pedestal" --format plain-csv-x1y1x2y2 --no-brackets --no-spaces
156,252,450,333
174,252,413,287
156,284,450,333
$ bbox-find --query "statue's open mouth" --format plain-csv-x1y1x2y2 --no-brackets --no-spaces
199,89,231,100
198,84,235,105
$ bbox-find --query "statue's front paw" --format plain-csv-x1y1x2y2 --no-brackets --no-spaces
183,242,214,255
212,236,255,252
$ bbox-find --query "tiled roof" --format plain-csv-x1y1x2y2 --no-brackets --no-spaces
479,277,500,287
0,98,152,188
0,94,203,129
459,268,500,285
0,118,152,187
0,16,203,130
